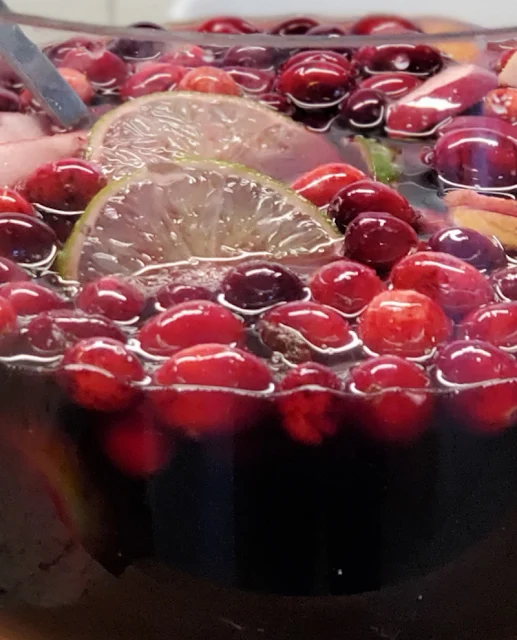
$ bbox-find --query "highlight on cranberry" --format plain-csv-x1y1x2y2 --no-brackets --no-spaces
5,8,517,618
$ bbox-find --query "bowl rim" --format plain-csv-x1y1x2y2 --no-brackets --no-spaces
2,10,517,48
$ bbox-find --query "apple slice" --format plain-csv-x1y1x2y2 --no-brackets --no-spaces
445,189,517,249
386,64,497,137
499,50,517,87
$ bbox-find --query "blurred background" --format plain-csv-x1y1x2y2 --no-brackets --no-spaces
5,0,514,29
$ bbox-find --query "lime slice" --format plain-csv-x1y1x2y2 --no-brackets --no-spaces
59,159,342,283
346,136,401,184
86,91,341,182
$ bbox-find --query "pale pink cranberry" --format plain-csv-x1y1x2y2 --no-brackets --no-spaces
178,66,241,96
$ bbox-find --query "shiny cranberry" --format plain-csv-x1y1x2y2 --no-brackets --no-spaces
437,116,517,141
150,344,272,433
435,339,517,433
348,355,432,442
355,44,442,77
152,283,212,311
221,261,305,311
224,68,273,94
26,309,125,354
358,289,451,358
0,282,67,316
258,92,295,116
120,63,186,99
178,66,241,96
257,300,354,363
270,17,319,35
458,302,517,351
22,158,106,212
430,128,517,189
429,226,506,270
77,276,145,323
309,259,383,316
137,300,244,357
492,266,517,300
328,180,416,231
391,251,494,318
223,45,275,69
101,405,173,476
350,14,421,35
0,88,20,112
359,72,423,99
340,88,386,129
0,257,28,283
296,108,339,133
109,22,166,61
278,362,343,445
343,212,418,271
281,50,352,73
60,47,128,91
59,337,144,412
276,61,354,108
290,163,366,207
0,214,56,266
197,16,259,34
0,188,34,216
44,37,102,64
159,45,208,68
0,296,17,346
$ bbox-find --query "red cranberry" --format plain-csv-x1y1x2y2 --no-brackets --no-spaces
149,344,272,434
429,226,506,270
101,405,173,477
458,302,517,351
59,337,144,412
0,297,17,347
26,309,125,354
276,61,354,108
60,47,128,91
137,300,244,357
221,261,305,311
223,46,275,69
306,24,347,37
278,362,343,445
430,128,517,190
0,257,28,283
77,276,145,323
309,259,383,316
358,289,451,358
492,266,517,300
348,355,433,442
109,22,166,61
178,66,241,96
360,73,423,99
152,283,212,311
328,180,416,231
355,44,442,77
257,300,354,363
350,14,421,35
258,92,295,116
0,88,20,112
343,212,418,271
159,45,208,68
435,339,517,433
270,17,320,35
0,188,34,216
44,37,102,64
0,282,68,316
290,163,366,207
224,68,273,94
281,50,352,74
120,63,186,99
340,88,386,129
295,108,339,133
23,158,106,212
197,16,259,34
391,251,494,318
0,214,57,266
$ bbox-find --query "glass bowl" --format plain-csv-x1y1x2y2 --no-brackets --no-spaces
1,10,517,640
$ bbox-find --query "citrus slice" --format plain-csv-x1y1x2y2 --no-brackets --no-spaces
86,91,341,182
59,159,342,283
